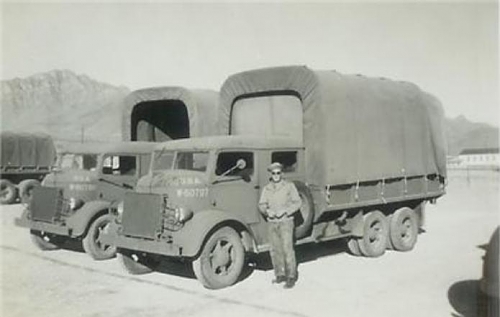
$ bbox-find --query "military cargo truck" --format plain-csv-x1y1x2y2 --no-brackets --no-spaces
102,66,447,289
15,141,156,260
122,87,219,142
1,132,56,204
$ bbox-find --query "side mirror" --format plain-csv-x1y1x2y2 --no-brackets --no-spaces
213,159,249,183
236,159,247,170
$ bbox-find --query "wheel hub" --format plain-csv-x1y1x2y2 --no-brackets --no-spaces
210,240,233,275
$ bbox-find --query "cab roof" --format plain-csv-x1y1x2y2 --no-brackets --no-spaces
155,135,302,151
57,141,157,155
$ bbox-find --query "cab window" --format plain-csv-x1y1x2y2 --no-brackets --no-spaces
103,155,137,175
216,152,254,176
59,153,98,171
271,151,298,173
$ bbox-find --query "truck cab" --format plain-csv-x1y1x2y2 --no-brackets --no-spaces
104,135,313,288
15,142,156,260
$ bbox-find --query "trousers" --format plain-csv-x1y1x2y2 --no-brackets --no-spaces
268,217,297,279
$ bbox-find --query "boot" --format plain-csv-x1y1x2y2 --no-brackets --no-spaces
284,277,296,289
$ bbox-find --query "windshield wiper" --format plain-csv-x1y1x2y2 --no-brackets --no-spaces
98,178,133,189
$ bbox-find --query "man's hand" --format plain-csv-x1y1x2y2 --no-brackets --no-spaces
267,209,277,219
258,202,269,214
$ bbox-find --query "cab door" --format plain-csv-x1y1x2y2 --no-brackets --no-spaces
97,154,138,201
209,150,260,224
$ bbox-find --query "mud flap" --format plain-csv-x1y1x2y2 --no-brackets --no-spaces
350,211,364,237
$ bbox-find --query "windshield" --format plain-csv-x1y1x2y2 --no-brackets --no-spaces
58,153,98,171
174,151,209,172
152,150,175,172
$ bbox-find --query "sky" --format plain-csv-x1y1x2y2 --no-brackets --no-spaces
1,1,498,125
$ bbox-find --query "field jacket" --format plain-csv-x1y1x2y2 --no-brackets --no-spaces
258,180,302,221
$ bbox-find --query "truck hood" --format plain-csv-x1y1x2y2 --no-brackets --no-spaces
41,170,99,200
135,170,211,211
136,170,208,193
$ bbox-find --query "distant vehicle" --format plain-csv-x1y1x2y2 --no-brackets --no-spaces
102,66,447,289
1,132,56,204
15,142,156,260
479,227,499,317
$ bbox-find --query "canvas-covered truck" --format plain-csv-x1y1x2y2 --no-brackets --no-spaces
15,141,156,260
101,66,447,289
122,87,219,142
1,132,56,204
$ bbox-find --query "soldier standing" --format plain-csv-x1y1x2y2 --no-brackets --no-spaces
258,162,302,289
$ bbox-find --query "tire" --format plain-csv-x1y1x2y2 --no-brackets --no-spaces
118,249,159,275
358,211,389,258
192,227,245,289
293,181,314,239
0,179,17,205
82,214,117,260
19,179,40,204
347,238,362,256
389,207,418,252
30,230,64,251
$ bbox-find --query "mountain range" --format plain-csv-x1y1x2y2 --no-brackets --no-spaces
1,69,498,155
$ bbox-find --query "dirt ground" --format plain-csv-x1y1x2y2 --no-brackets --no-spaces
1,169,498,317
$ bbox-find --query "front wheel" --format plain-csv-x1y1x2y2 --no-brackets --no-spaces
118,249,159,275
82,214,117,260
30,230,64,251
192,227,245,289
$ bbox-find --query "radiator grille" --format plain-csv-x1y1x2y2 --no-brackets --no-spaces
121,192,163,240
29,187,64,223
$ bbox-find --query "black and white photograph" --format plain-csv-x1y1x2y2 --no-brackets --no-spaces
1,1,498,316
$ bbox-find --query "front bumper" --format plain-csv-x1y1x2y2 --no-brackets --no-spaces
14,210,71,236
100,222,182,257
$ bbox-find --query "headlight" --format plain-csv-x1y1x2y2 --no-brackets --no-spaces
174,206,193,224
69,197,84,211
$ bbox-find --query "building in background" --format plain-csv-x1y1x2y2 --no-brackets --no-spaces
450,148,500,170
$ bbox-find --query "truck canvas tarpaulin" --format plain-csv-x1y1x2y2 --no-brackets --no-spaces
1,132,56,170
121,87,219,142
219,65,447,188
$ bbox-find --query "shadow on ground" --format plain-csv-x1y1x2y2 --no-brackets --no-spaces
58,238,85,253
448,280,499,317
152,238,349,284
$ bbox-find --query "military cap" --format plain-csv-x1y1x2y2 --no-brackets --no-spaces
267,162,283,172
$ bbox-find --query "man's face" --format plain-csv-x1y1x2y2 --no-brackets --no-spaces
270,169,282,183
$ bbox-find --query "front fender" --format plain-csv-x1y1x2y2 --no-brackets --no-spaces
174,209,252,258
66,200,111,237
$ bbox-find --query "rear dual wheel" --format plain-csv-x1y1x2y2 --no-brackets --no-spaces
19,179,40,205
0,179,17,205
347,211,389,257
388,207,418,252
348,207,419,257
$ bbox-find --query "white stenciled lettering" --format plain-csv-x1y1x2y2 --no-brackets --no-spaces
176,187,209,198
69,183,96,191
